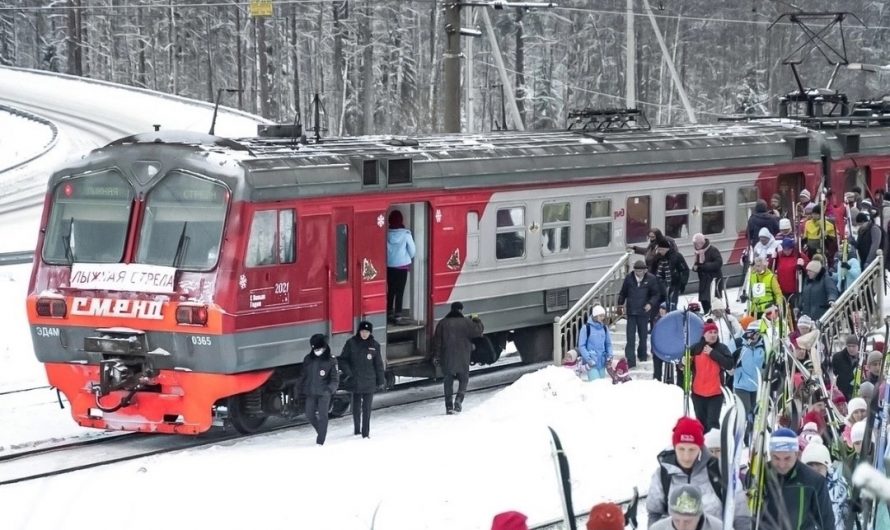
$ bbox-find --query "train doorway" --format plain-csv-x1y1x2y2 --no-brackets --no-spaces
384,202,430,377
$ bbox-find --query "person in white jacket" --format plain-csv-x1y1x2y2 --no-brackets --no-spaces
708,298,742,354
650,485,723,530
752,227,780,267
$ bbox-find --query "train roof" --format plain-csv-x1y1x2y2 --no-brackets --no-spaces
59,120,890,201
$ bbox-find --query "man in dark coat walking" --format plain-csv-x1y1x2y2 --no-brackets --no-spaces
339,320,385,438
432,301,483,414
798,260,838,321
654,240,690,311
692,233,723,314
618,260,662,370
299,334,340,445
746,199,780,248
831,334,861,400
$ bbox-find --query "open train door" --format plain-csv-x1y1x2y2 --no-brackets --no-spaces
330,207,355,335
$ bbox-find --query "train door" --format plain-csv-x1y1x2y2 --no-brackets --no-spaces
330,207,355,334
625,195,651,245
384,202,430,373
777,172,805,213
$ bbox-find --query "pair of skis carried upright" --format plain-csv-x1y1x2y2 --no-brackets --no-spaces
719,388,748,530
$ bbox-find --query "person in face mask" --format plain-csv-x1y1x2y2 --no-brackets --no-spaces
339,321,385,438
299,333,340,445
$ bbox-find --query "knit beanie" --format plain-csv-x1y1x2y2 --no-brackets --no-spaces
801,439,832,467
806,260,822,274
491,511,529,530
704,429,721,450
672,417,705,447
769,428,799,453
668,485,704,516
586,503,625,530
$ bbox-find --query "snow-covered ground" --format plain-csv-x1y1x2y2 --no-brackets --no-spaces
0,264,42,394
0,110,54,171
0,368,681,530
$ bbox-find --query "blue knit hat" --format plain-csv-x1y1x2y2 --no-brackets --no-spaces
769,428,799,453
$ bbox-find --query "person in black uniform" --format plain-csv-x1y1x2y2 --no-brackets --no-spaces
299,333,340,445
339,321,385,438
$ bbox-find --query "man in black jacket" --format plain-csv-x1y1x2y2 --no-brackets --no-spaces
746,199,780,248
654,240,690,311
618,260,662,369
691,233,723,314
339,320,385,438
299,334,340,445
432,302,483,414
759,428,834,530
831,334,861,400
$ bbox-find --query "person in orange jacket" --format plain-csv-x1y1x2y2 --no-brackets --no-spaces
690,322,735,430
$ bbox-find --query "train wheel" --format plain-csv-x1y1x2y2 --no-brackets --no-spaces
227,394,267,434
512,325,554,364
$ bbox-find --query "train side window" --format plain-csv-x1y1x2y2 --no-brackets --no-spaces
279,209,296,264
466,211,480,265
495,206,526,260
701,189,725,235
626,195,651,244
542,202,571,255
736,187,759,232
664,193,689,239
336,224,349,282
246,210,277,267
585,199,612,249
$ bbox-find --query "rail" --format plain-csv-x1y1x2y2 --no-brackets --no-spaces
816,250,885,349
531,491,645,529
0,103,59,174
0,251,34,266
552,251,632,364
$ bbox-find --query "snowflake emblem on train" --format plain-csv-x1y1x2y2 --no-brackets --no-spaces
377,214,385,228
239,274,247,290
435,209,443,223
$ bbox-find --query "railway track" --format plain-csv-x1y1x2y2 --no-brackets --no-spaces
0,360,543,486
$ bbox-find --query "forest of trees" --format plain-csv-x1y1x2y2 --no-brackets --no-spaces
0,0,889,136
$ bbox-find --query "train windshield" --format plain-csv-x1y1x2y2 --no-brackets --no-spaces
43,170,135,264
135,171,229,271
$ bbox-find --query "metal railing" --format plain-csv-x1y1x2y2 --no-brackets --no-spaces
0,250,34,266
552,251,632,364
531,490,644,529
817,250,885,350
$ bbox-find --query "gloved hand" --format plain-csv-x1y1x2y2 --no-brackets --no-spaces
841,261,851,270
739,293,748,303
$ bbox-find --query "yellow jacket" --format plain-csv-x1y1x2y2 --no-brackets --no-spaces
748,269,784,314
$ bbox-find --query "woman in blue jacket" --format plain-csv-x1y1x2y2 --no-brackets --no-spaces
386,210,416,323
577,305,613,381
734,320,764,441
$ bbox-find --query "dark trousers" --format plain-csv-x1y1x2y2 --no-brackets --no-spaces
735,389,756,444
625,314,649,368
444,370,469,408
352,392,374,437
387,267,409,316
305,393,331,445
692,393,723,431
653,355,664,381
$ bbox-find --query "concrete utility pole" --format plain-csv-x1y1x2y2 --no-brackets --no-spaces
465,6,476,133
625,0,636,109
479,7,524,131
443,2,463,133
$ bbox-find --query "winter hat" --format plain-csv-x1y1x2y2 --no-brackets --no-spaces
804,203,815,214
758,227,772,240
799,189,812,201
309,333,328,349
844,191,856,202
591,305,606,318
860,382,875,402
801,439,832,467
633,260,647,270
856,212,870,224
846,334,860,346
802,410,826,432
710,298,726,311
779,218,792,230
874,340,885,352
852,420,867,444
586,503,625,530
668,485,704,516
657,239,671,249
704,429,721,450
744,320,762,334
832,392,848,406
798,422,820,450
812,204,822,215
797,315,814,330
702,322,719,334
357,321,373,333
806,260,823,274
868,351,883,365
491,511,529,530
769,428,800,453
693,233,706,247
672,417,705,447
781,238,795,250
848,397,868,421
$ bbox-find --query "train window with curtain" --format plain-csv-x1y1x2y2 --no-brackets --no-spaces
541,202,571,255
701,189,725,236
626,195,651,244
736,186,759,232
466,211,480,265
664,193,689,239
585,199,612,249
246,211,277,267
278,209,296,264
495,206,526,260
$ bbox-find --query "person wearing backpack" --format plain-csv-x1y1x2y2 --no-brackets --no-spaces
646,417,752,530
577,305,613,381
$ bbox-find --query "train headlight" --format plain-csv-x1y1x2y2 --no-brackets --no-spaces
175,304,208,326
36,297,67,318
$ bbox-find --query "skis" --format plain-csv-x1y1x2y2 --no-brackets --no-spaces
720,389,747,530
625,487,640,530
548,426,578,530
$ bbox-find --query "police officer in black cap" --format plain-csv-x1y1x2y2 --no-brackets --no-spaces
299,333,340,445
339,320,385,438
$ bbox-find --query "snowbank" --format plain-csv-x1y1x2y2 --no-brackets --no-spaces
0,110,54,169
1,366,683,530
0,264,42,393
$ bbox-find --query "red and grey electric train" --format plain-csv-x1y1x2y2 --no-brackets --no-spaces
25,115,890,434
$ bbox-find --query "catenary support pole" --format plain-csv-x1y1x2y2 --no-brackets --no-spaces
641,0,697,123
480,7,525,131
625,0,636,109
444,1,462,133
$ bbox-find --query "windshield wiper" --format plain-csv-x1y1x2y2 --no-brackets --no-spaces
172,221,190,268
62,217,76,264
